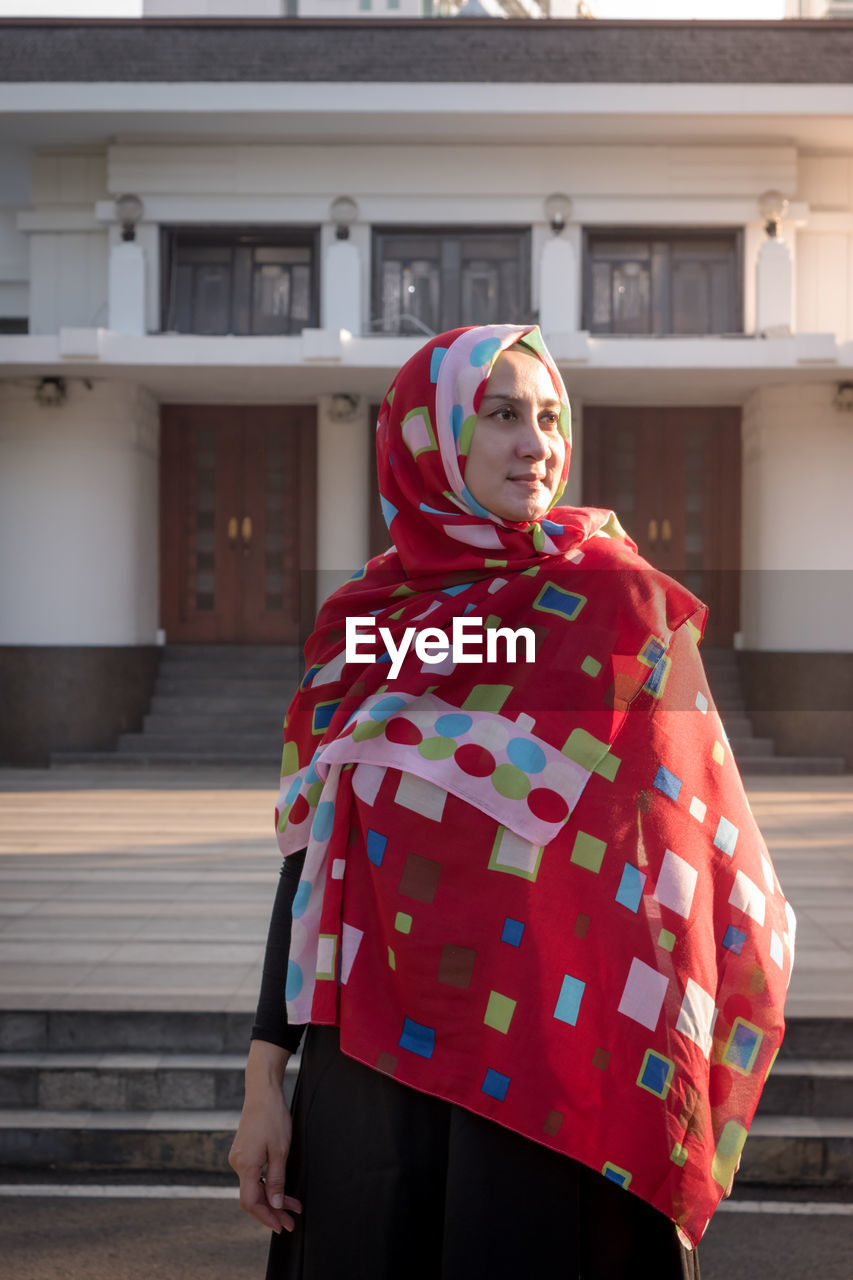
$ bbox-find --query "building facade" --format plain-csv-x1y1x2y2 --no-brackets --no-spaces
1,17,852,765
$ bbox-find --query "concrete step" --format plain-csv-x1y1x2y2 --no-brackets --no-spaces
0,1053,298,1113
162,644,302,662
5,1010,853,1058
2,1054,848,1119
158,662,302,682
717,717,755,738
704,675,742,691
782,1019,853,1060
737,756,847,775
116,733,281,754
728,737,776,758
0,1011,254,1054
142,713,285,734
0,1109,243,1173
156,679,294,697
758,1060,853,1118
2,1104,851,1182
51,751,275,766
739,1115,853,1186
709,695,747,712
150,695,292,715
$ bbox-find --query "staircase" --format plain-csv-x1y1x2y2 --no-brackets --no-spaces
742,1017,853,1188
702,648,846,776
52,645,303,767
0,1011,298,1177
52,644,846,774
1,1010,851,1186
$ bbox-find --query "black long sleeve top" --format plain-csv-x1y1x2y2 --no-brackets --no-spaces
251,849,307,1052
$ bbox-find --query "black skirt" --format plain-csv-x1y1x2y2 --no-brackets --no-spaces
268,1025,700,1280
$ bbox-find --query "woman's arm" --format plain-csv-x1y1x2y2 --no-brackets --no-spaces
229,851,307,1232
251,850,307,1051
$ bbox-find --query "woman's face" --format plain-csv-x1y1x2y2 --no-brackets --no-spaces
464,346,566,524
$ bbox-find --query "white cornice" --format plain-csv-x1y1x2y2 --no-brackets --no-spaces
4,83,853,117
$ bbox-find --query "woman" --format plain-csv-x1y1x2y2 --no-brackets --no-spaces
230,324,793,1278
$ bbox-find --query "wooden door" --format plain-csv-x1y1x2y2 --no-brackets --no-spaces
582,407,741,647
160,406,316,643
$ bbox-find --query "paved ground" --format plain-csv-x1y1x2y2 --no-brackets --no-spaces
1,1189,853,1280
1,764,852,1278
0,765,851,1017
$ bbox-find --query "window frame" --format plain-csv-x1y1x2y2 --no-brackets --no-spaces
159,225,320,337
581,227,744,337
371,225,533,337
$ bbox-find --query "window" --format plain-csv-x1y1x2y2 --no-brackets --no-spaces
372,228,531,337
161,228,318,336
584,231,741,336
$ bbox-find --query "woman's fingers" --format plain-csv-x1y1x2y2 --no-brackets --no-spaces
264,1154,303,1225
230,1157,301,1233
241,1169,291,1234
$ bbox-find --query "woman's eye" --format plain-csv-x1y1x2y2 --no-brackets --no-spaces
492,406,516,422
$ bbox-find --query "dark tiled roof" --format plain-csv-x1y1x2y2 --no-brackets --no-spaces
2,18,853,84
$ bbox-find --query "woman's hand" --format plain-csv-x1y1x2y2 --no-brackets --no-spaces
228,1039,303,1235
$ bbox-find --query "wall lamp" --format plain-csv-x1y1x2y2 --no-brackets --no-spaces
35,376,67,407
544,193,573,235
757,190,790,240
328,393,361,422
115,193,144,242
329,196,359,241
833,382,853,412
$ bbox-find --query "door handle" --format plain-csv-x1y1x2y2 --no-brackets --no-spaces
228,516,239,549
648,519,658,546
661,518,672,549
241,515,253,556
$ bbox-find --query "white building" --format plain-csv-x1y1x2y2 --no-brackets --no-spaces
0,15,851,766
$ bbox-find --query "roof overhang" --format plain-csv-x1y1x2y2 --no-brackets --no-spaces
3,18,853,149
2,330,850,407
5,82,853,150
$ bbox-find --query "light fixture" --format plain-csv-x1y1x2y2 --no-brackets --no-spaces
328,393,360,422
115,193,144,243
35,376,67,407
543,193,573,235
757,190,790,239
329,196,359,241
833,381,853,412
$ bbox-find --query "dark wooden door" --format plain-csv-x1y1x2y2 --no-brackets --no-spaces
582,407,741,647
161,406,316,643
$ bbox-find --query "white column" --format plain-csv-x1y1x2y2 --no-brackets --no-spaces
315,394,370,606
741,383,853,651
755,236,794,335
538,231,579,339
0,379,160,644
108,238,147,335
321,234,362,336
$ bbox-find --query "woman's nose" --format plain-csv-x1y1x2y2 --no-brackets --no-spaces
516,415,550,458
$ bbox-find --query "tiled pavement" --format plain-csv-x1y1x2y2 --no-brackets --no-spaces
0,765,850,1019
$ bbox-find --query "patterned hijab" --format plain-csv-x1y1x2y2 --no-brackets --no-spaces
375,323,602,574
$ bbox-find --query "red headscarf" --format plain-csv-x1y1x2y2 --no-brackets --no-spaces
275,325,793,1250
